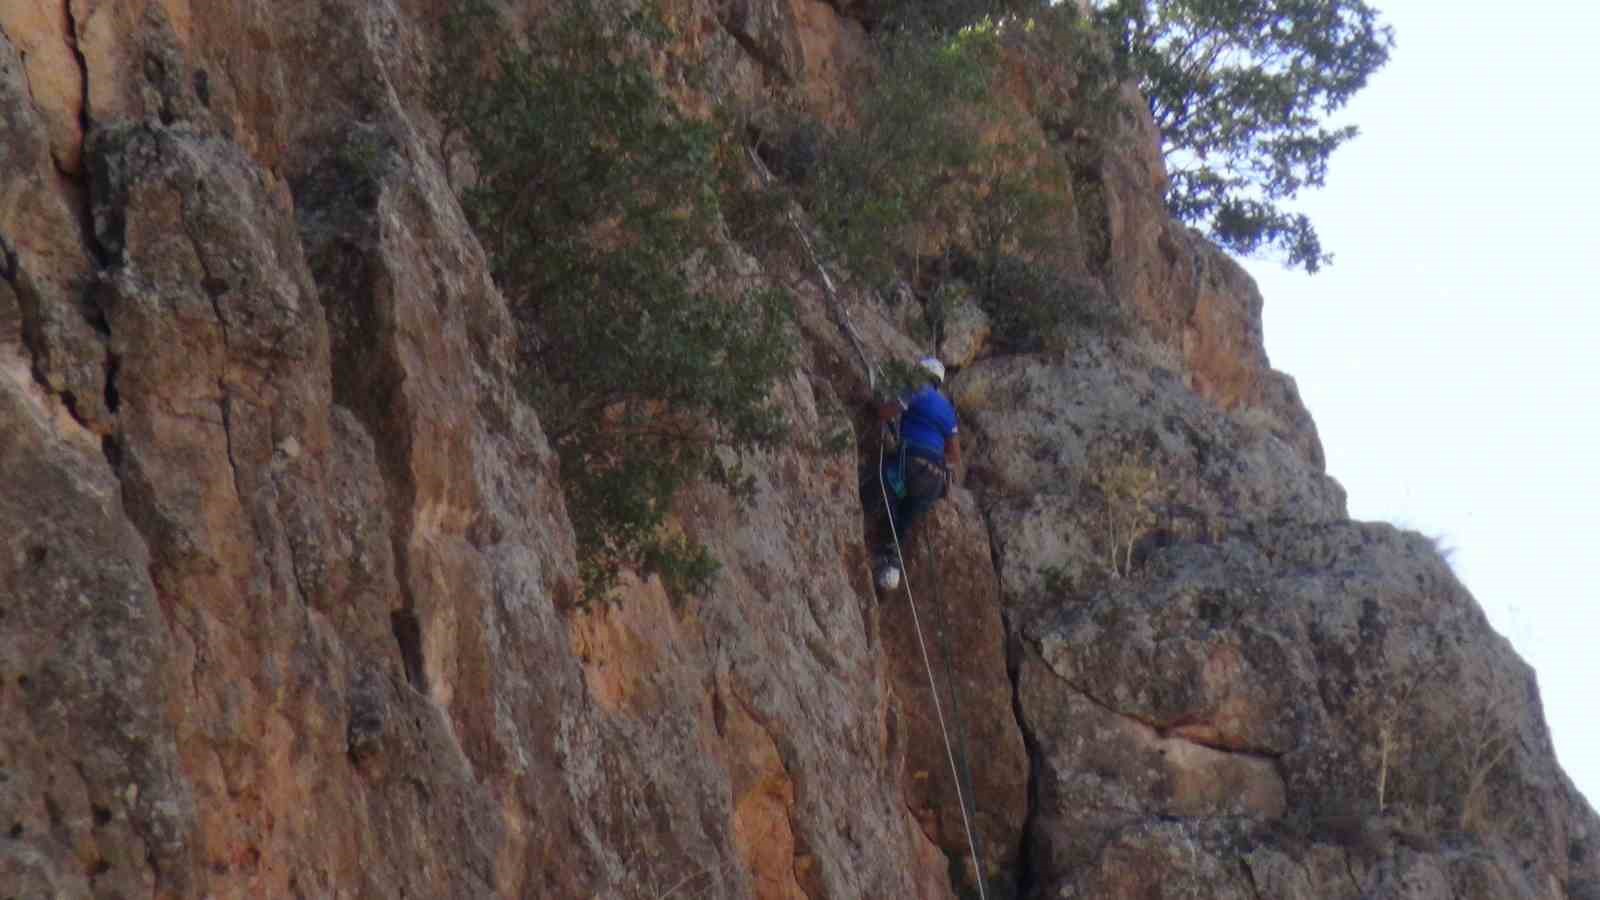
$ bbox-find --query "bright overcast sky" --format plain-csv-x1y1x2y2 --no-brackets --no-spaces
1243,1,1600,806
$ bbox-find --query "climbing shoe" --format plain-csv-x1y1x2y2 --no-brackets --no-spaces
875,563,901,591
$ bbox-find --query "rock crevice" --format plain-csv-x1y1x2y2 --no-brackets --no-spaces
1061,671,1285,763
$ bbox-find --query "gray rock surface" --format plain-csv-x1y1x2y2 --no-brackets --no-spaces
953,340,1346,617
938,289,992,368
2,321,193,900
1016,522,1600,897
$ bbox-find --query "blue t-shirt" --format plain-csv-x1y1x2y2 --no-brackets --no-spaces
899,386,958,459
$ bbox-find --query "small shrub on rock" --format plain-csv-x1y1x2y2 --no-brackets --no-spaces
434,0,794,602
788,7,1126,353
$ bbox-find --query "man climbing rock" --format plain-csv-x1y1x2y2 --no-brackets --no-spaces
874,356,961,590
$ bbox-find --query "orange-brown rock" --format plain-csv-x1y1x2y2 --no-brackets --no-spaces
880,487,1029,894
0,0,85,173
4,1,1599,899
1098,93,1328,469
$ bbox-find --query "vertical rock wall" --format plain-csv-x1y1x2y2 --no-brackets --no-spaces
2,0,1000,896
4,2,1597,900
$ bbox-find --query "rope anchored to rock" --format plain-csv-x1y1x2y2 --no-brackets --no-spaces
747,145,988,897
745,147,878,391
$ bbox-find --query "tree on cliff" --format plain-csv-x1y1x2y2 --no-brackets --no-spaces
434,1,793,601
1095,0,1394,271
862,0,1049,33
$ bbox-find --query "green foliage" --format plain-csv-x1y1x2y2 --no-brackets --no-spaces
968,168,1070,279
811,386,858,456
800,23,1004,289
820,425,855,456
333,126,393,184
1002,7,1126,274
1085,437,1161,578
916,280,964,348
986,3,1126,168
779,7,1125,355
876,358,934,401
864,0,1048,35
640,532,721,601
960,254,1112,352
1040,563,1074,597
1095,0,1393,271
434,0,794,602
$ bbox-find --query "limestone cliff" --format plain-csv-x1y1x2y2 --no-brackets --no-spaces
2,2,1596,899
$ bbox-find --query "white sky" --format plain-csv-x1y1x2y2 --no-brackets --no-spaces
1242,1,1600,807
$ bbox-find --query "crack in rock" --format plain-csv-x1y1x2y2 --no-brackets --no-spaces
217,383,246,511
1005,628,1043,898
732,686,813,900
1239,857,1266,900
1059,675,1282,761
4,3,115,432
171,185,254,528
1341,847,1364,896
62,0,89,136
0,234,16,282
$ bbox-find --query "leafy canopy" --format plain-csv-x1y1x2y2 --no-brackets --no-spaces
783,9,1119,351
860,0,1048,34
798,22,1005,289
435,0,793,602
1096,0,1393,271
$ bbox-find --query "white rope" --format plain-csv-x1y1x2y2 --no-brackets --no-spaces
877,438,988,900
745,147,877,390
743,143,982,892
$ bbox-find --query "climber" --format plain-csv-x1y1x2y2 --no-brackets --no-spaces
873,356,961,591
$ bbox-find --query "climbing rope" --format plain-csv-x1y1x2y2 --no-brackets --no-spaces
744,144,986,894
878,437,988,900
745,147,877,390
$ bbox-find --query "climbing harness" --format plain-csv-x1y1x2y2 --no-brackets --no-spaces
878,434,989,900
883,435,911,500
746,144,988,896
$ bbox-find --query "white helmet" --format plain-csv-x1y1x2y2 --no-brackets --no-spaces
917,356,946,384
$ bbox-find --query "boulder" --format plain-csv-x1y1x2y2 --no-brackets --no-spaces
938,288,991,368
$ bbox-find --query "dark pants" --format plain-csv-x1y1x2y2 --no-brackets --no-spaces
878,453,947,556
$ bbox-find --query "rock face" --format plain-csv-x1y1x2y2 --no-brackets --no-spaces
2,3,1596,900
1017,523,1598,898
